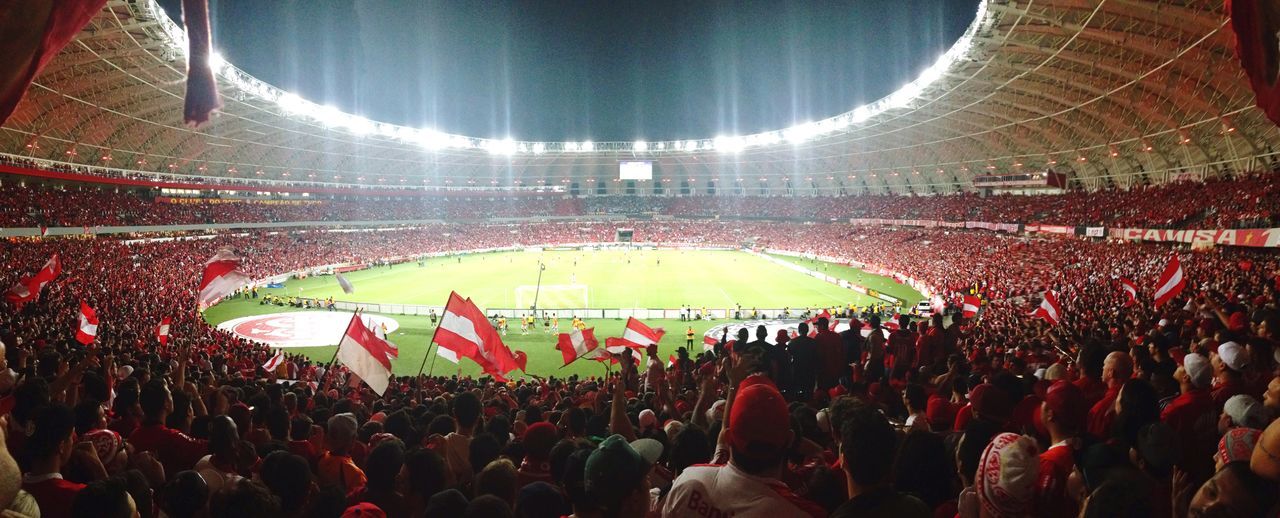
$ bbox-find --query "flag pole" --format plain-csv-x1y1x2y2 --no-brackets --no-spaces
328,309,359,368
417,306,446,378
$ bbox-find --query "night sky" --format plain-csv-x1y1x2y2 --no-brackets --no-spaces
157,0,979,142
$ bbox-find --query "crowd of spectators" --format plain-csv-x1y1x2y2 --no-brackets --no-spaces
0,217,1279,517
5,172,1280,229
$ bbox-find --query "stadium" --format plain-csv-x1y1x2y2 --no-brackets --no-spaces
2,0,1280,517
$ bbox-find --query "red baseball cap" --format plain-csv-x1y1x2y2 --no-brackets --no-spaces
1042,381,1086,432
970,384,1012,423
727,382,790,458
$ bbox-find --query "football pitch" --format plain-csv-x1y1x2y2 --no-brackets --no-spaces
202,249,923,378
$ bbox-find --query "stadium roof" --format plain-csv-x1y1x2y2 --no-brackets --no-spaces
0,0,1276,194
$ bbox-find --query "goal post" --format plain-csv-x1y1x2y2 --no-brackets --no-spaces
515,284,589,309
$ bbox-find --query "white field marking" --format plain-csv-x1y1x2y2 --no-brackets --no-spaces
216,311,400,348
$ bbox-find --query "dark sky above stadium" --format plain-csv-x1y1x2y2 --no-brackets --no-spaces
158,0,979,142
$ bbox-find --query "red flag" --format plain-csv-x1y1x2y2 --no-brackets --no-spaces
336,312,396,395
38,226,48,237
667,354,676,369
0,1,108,125
806,310,833,325
1119,278,1138,307
262,350,285,371
435,292,523,380
702,335,717,352
604,317,665,352
1229,0,1280,127
4,254,62,308
1031,291,1062,325
197,249,250,310
962,295,981,318
557,327,599,366
75,300,98,345
1153,256,1185,307
156,316,172,345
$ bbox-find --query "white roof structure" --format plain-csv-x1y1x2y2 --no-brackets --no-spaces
0,0,1276,194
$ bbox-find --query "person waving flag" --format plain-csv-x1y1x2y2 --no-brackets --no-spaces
605,317,665,352
1031,291,1062,325
1119,278,1138,307
1153,256,1185,307
75,301,99,345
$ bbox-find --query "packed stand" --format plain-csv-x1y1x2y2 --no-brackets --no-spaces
0,220,1278,517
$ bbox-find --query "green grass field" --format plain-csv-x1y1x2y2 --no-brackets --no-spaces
201,249,923,379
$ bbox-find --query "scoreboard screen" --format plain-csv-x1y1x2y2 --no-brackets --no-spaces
619,161,653,180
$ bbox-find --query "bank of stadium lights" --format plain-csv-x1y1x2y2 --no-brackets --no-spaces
485,139,518,155
155,0,988,156
713,136,745,153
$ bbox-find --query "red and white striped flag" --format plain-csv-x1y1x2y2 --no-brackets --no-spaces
38,225,48,237
556,327,599,366
605,317,665,353
75,300,98,345
4,254,61,308
1119,278,1137,307
962,295,981,318
197,249,250,310
1031,291,1062,325
702,335,717,352
335,312,397,395
262,350,285,371
1153,256,1185,307
156,316,172,345
434,292,523,380
667,354,676,369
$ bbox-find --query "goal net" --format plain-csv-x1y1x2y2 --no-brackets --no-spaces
514,284,589,309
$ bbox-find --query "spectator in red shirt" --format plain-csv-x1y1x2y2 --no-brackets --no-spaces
22,404,103,518
1034,381,1086,518
130,380,208,479
1085,352,1131,440
1211,342,1251,408
1072,347,1107,410
887,316,918,381
1161,353,1215,465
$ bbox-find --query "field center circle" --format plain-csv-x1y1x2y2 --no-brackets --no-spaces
217,311,401,348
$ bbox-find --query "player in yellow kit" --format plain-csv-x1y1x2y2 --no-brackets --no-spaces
498,316,507,335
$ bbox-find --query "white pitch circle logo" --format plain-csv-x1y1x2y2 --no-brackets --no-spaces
217,311,401,348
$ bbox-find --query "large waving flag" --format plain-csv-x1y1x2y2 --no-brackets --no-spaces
1119,278,1138,307
75,301,99,345
1153,256,1185,307
197,249,250,310
557,327,600,366
605,317,665,352
156,316,172,345
262,350,285,372
4,254,62,308
962,295,981,318
434,292,524,380
335,312,396,395
1031,291,1062,325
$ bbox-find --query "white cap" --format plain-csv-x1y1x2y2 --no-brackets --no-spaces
1224,394,1266,429
638,409,657,429
1183,353,1211,388
1217,341,1249,372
